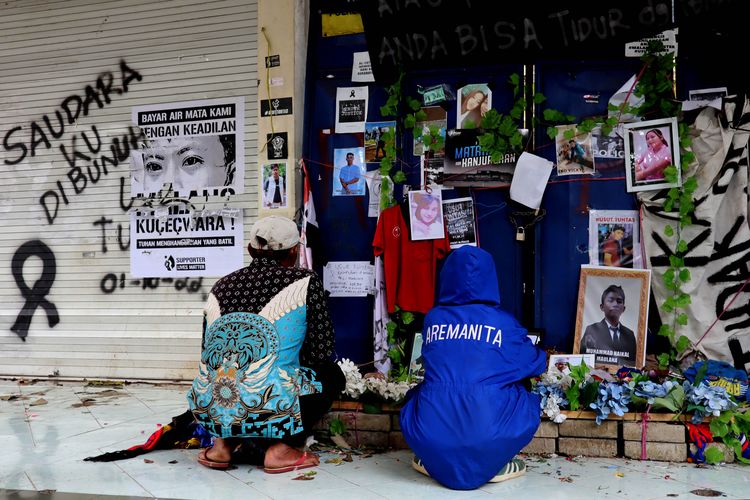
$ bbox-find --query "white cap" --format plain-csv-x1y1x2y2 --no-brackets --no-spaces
249,216,300,251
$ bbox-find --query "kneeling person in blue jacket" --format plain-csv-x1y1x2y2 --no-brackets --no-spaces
400,246,547,490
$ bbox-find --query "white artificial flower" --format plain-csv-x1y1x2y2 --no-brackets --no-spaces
337,358,365,398
543,393,567,424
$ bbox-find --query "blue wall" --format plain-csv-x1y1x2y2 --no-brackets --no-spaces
303,15,716,362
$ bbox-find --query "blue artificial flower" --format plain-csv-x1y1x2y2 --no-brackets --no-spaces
634,380,676,404
590,382,632,424
532,382,569,412
683,381,737,424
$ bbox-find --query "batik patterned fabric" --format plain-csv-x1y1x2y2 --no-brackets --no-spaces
188,258,332,439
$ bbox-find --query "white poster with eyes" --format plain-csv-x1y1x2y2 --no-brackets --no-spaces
131,97,245,198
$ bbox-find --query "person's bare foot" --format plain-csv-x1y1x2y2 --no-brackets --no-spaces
263,442,319,469
202,437,235,463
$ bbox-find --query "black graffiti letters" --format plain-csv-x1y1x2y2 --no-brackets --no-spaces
40,126,143,224
11,240,60,341
2,60,141,165
728,337,750,371
100,273,204,295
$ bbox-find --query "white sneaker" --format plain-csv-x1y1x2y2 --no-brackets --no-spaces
411,456,430,477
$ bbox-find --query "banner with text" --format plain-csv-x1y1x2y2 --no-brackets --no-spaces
131,97,245,198
130,209,244,278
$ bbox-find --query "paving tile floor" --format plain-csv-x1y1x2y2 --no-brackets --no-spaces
1,379,749,499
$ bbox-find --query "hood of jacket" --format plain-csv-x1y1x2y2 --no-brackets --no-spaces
437,246,501,307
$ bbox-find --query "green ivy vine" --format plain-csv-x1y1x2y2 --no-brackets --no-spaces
378,71,426,209
570,40,698,368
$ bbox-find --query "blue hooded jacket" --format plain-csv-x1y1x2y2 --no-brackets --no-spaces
399,246,547,490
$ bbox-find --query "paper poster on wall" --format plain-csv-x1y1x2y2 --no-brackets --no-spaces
365,121,396,162
555,125,595,176
335,87,368,133
352,51,375,82
457,84,491,129
413,106,447,157
261,162,288,209
266,132,288,160
333,147,366,196
443,128,522,187
131,97,244,198
588,210,642,269
323,261,374,297
130,209,244,278
442,197,477,249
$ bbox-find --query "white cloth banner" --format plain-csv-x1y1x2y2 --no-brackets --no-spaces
640,97,750,370
373,255,391,374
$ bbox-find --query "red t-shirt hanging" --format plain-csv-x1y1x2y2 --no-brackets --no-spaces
373,205,451,314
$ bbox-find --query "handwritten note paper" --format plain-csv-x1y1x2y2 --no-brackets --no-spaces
323,261,375,297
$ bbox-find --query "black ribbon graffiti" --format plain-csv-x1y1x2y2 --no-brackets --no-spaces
11,240,60,341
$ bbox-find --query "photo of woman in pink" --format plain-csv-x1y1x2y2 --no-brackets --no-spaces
634,128,672,182
409,191,445,241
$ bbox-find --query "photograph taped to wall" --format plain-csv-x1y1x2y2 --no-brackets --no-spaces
573,265,651,369
130,208,244,278
555,125,595,176
333,147,366,196
591,126,625,173
414,106,447,157
624,117,681,192
261,162,288,209
588,210,642,269
131,97,245,198
408,190,445,241
457,84,492,129
548,354,597,373
421,156,449,190
409,332,425,381
365,121,395,163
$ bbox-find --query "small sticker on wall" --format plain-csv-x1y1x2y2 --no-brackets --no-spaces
265,55,280,68
260,97,293,117
270,77,284,87
266,132,288,160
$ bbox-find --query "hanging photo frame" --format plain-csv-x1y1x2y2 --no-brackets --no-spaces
624,117,681,192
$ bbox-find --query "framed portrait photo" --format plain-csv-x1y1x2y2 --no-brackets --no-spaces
573,265,651,369
623,117,681,192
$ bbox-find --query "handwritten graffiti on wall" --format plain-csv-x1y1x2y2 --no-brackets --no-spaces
100,273,205,299
3,60,141,165
10,240,60,341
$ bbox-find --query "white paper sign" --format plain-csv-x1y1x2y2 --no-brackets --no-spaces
510,152,553,209
352,51,375,82
323,261,375,297
130,209,244,278
625,29,678,57
335,87,368,133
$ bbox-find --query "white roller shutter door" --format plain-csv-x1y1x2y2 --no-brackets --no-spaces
0,0,258,380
